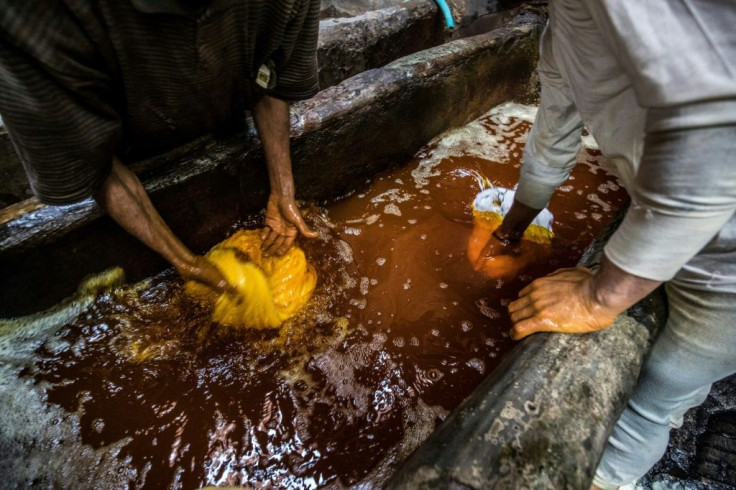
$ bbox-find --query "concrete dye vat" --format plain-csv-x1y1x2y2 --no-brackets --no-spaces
0,8,666,489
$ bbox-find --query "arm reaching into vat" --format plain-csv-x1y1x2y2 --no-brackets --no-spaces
475,199,542,266
469,197,552,280
508,123,736,340
475,44,583,275
252,95,318,257
508,256,661,340
94,158,230,294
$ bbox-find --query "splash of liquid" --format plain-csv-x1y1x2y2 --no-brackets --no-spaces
186,229,317,330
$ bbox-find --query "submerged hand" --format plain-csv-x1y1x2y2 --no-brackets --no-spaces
474,230,522,269
507,267,620,340
468,225,538,280
261,194,318,257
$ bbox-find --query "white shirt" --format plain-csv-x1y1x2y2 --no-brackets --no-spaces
515,0,736,291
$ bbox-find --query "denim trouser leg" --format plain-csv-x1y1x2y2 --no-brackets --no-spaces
594,282,736,488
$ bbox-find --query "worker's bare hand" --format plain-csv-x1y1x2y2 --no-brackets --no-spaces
474,230,522,270
261,194,318,257
508,267,620,340
176,256,231,295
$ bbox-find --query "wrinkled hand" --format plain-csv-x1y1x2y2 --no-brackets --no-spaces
176,256,231,295
508,267,620,340
261,194,318,256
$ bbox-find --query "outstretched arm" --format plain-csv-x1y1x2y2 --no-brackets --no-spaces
477,26,583,267
509,123,736,340
94,157,229,292
252,95,317,257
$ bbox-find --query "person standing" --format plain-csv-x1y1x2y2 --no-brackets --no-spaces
477,1,736,487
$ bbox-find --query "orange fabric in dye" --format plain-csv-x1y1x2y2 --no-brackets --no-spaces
186,230,317,328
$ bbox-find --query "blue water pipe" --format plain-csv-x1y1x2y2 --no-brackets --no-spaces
434,0,455,29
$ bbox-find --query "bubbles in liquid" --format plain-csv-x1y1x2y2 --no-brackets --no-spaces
350,298,367,310
358,214,377,226
335,239,355,263
383,204,402,216
466,358,486,374
587,193,612,212
475,299,500,319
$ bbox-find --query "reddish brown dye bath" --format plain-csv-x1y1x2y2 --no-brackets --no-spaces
28,115,628,488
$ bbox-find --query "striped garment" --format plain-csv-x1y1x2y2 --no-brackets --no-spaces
0,0,320,205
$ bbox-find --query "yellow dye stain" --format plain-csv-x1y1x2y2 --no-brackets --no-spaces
186,230,317,329
471,210,553,245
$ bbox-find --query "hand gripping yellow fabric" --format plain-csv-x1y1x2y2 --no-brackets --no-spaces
185,230,317,329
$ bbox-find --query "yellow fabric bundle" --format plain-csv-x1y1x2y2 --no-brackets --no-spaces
186,230,317,329
471,187,554,244
471,209,553,245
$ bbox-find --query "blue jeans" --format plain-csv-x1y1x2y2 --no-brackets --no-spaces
594,282,736,488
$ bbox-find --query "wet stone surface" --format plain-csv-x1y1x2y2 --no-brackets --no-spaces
0,103,628,488
638,373,736,490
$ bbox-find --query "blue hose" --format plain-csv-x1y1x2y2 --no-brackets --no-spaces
434,0,455,29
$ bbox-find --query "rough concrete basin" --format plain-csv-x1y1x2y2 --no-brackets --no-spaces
0,7,668,488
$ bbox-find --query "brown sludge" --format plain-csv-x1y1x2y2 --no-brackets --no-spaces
27,107,628,488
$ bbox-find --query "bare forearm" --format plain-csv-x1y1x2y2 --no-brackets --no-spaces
93,157,196,270
591,254,662,314
495,200,543,242
94,158,229,292
508,254,661,340
253,95,294,197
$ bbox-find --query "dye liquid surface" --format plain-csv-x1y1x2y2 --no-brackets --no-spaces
3,103,628,488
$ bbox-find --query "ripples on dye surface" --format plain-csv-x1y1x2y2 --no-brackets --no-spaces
26,104,629,488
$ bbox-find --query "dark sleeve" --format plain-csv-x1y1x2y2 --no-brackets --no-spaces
269,0,320,102
0,1,121,205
